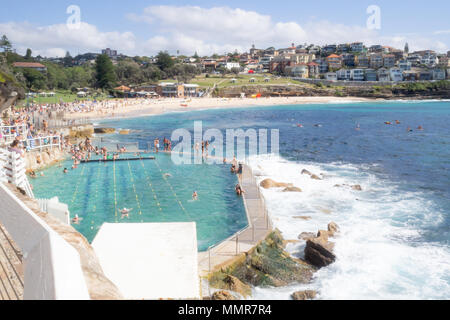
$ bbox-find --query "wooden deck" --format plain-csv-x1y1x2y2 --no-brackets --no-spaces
0,222,24,300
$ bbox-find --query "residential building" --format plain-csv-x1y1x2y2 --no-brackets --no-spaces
202,59,218,72
325,72,337,81
383,55,396,68
286,64,309,78
406,54,421,66
377,68,390,81
336,68,351,81
342,53,356,67
160,83,184,98
389,68,404,82
249,45,263,58
337,44,350,53
307,62,320,78
398,60,412,71
350,69,365,81
438,56,450,68
12,62,47,72
364,69,378,81
220,62,240,70
101,48,118,58
356,55,370,68
314,58,329,74
351,42,364,53
432,69,446,80
260,56,273,71
403,70,418,81
369,45,383,53
418,71,432,81
370,54,384,69
322,44,337,55
184,84,200,97
326,54,342,70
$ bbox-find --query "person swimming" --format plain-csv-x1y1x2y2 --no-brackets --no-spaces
63,168,68,174
192,191,198,201
235,184,245,196
120,208,133,219
417,125,424,131
71,214,82,224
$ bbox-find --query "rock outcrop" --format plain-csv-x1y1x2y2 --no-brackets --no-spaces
301,169,322,180
260,179,293,189
303,223,339,268
209,230,315,291
282,186,302,193
94,128,116,134
211,290,237,300
291,290,317,300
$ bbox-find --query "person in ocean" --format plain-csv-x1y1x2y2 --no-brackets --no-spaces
192,191,198,201
417,125,424,131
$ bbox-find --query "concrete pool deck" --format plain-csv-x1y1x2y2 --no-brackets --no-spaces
198,164,273,282
92,222,200,300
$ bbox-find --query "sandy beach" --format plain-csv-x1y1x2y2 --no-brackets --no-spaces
64,96,376,121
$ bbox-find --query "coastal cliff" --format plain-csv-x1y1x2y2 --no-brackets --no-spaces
217,81,450,100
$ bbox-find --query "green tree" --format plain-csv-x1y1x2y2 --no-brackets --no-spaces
0,35,12,52
156,51,174,71
63,51,73,67
95,54,117,89
25,48,32,60
116,60,145,84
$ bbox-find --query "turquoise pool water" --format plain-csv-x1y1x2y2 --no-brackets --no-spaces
31,153,248,251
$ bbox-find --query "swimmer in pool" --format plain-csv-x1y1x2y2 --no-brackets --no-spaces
63,168,68,174
164,173,172,178
72,214,82,224
120,208,133,219
192,191,198,201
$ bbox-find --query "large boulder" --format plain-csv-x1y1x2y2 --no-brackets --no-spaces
304,236,336,268
260,179,293,189
298,232,316,240
282,186,302,193
310,174,322,181
328,222,339,237
94,127,116,134
291,290,317,300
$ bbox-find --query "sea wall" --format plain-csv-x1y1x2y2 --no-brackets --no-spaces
25,148,66,171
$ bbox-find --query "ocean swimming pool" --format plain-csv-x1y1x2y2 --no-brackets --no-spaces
31,152,248,251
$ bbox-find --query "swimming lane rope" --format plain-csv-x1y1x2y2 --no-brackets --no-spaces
140,159,163,212
127,160,143,215
71,165,86,205
153,158,192,220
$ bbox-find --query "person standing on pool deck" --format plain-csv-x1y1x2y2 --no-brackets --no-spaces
154,138,160,153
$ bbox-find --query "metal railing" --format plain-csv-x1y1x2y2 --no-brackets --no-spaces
204,163,272,274
1,124,28,144
25,135,61,152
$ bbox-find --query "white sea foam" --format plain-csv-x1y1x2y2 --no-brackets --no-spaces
246,154,450,300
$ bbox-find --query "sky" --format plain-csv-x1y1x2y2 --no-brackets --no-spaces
0,0,449,57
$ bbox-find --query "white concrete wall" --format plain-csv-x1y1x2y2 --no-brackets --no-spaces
0,183,90,300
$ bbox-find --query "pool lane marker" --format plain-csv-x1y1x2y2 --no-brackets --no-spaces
71,165,86,205
140,159,163,212
127,160,143,215
91,162,102,226
153,157,192,220
113,160,118,219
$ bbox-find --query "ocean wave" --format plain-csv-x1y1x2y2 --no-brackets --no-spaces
246,154,450,300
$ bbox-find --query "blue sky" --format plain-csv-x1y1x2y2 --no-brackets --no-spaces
1,0,449,57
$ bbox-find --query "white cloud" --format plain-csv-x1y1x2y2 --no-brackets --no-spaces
132,5,449,55
0,21,136,57
0,6,447,58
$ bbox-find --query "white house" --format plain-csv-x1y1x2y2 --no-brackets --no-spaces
389,68,404,82
432,69,446,80
398,60,412,71
336,69,351,80
377,68,390,82
223,62,240,70
350,69,365,81
325,72,337,81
